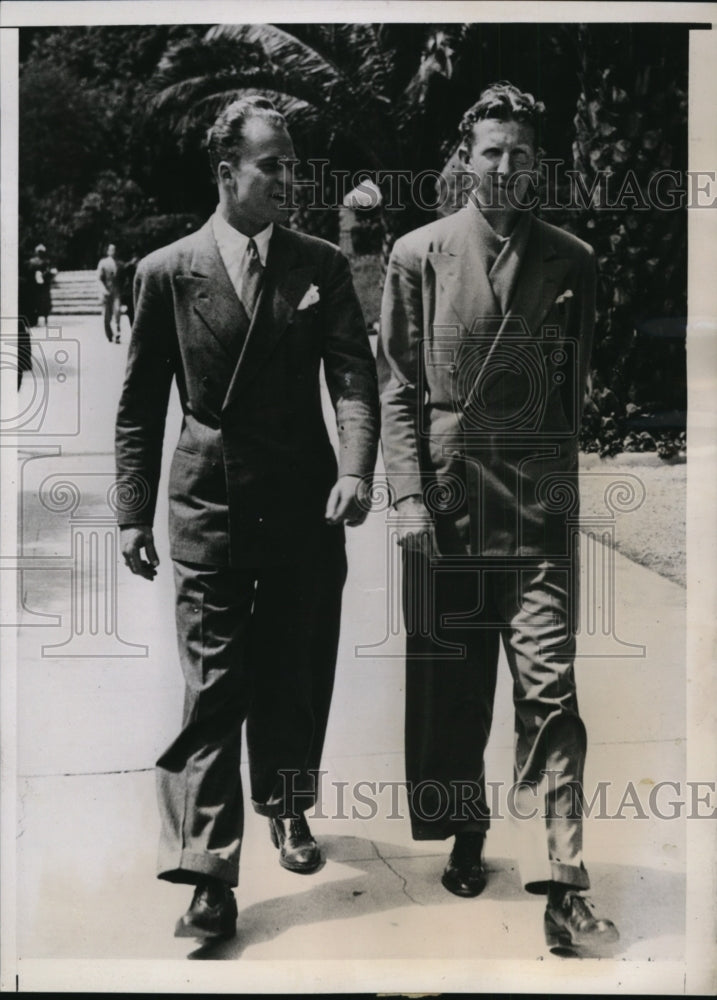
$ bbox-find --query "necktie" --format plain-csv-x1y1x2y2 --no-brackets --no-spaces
239,238,263,318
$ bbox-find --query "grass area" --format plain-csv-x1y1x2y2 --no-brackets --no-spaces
579,458,686,587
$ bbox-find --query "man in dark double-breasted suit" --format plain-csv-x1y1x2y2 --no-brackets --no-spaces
379,83,618,952
115,97,379,941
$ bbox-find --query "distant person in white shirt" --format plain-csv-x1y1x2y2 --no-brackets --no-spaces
97,243,121,343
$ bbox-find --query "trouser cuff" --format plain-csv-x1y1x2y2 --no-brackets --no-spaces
251,795,317,819
158,850,238,888
410,817,491,840
523,860,590,894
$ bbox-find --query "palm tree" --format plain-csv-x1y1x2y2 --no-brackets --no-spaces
148,23,462,259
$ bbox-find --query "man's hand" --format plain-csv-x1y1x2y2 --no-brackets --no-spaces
120,525,159,580
391,495,438,556
325,475,369,527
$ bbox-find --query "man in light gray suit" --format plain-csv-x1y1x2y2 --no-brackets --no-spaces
116,97,379,942
379,82,618,952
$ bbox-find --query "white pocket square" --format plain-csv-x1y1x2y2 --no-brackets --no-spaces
555,289,574,305
297,283,320,310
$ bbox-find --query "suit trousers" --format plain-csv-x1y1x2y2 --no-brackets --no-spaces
102,291,121,341
403,551,590,893
156,543,347,887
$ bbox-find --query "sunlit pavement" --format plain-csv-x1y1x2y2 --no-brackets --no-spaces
9,312,691,992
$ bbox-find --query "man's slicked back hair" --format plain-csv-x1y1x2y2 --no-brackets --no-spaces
206,96,287,177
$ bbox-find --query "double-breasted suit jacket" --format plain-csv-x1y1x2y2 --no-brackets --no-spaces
379,203,596,560
115,219,379,886
379,204,597,888
115,220,379,564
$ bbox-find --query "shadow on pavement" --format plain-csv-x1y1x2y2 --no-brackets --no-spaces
183,834,684,961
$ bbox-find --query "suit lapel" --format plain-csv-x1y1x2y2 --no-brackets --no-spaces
502,218,571,336
429,207,500,333
175,220,249,359
455,214,572,418
222,226,314,410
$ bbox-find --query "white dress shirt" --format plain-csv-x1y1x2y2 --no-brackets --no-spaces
211,210,273,303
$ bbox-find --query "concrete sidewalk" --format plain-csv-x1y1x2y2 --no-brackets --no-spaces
10,313,690,992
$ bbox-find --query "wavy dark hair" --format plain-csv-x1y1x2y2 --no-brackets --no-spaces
459,81,545,148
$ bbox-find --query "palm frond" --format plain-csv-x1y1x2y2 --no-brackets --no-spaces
160,86,323,146
336,23,396,99
206,23,392,161
207,23,347,95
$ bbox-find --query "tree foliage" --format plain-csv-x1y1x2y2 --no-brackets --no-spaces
19,25,205,265
18,22,690,453
565,24,688,455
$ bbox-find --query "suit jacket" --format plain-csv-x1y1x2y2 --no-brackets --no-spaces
378,205,596,559
115,219,379,567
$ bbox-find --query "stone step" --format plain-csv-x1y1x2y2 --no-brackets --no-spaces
51,307,102,315
53,278,98,285
52,292,102,302
49,271,107,314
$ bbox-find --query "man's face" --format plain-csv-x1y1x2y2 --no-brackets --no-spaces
107,245,116,258
219,118,296,232
461,118,536,212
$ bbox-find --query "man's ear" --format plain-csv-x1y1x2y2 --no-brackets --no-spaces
458,143,471,167
217,160,234,185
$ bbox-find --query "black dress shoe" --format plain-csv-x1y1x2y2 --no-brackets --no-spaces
441,832,487,898
544,890,619,951
174,880,237,940
269,814,322,873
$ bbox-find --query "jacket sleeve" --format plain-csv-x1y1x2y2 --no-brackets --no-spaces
377,237,425,504
321,249,380,481
114,259,176,527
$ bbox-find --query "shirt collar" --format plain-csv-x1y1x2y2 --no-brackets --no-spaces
468,199,531,246
212,210,273,267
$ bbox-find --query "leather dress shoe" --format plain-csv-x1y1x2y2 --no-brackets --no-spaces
441,832,487,898
269,814,322,873
544,890,619,951
174,880,237,940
